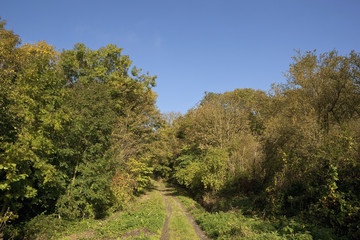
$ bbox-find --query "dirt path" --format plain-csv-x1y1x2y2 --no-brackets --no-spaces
157,181,209,240
159,184,172,240
171,195,210,240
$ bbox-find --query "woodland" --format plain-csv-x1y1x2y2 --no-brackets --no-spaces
1,18,360,239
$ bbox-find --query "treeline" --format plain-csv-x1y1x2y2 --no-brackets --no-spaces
2,17,360,239
154,51,360,238
0,19,160,238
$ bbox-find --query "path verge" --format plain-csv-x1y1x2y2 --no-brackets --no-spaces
157,180,209,240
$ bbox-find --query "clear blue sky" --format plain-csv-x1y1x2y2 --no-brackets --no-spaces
2,0,360,113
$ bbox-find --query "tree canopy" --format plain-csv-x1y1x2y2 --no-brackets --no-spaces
0,19,160,236
153,50,360,238
1,18,360,239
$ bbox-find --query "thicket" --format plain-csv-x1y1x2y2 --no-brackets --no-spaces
0,19,159,238
155,51,360,238
2,17,360,239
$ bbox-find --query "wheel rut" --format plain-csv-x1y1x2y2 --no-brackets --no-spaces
171,195,210,240
159,184,172,240
157,181,209,240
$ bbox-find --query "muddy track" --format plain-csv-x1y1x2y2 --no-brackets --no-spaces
157,182,209,240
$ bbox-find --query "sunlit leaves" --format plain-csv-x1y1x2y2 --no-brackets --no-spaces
1,17,160,231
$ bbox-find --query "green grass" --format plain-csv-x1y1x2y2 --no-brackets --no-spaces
23,186,166,239
172,188,314,240
19,180,340,240
168,196,199,240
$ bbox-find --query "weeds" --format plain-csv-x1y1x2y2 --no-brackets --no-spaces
17,186,166,239
173,188,317,239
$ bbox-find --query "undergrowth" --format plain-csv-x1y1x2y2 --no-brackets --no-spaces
15,186,166,240
171,185,342,240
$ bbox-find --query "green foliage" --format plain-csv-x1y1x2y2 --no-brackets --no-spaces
170,89,266,198
127,158,154,194
2,16,360,238
175,159,202,191
157,49,360,238
1,36,65,224
0,18,160,238
260,50,360,238
174,187,315,240
174,147,228,194
110,171,137,210
15,187,165,239
201,148,228,192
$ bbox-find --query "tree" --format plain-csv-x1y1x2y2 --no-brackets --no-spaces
260,51,360,237
287,50,360,131
170,89,268,196
1,19,161,236
55,43,160,218
1,27,66,223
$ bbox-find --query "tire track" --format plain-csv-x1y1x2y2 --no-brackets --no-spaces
157,181,209,240
158,184,172,240
171,195,210,240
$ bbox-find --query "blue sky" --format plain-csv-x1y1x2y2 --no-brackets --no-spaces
2,0,360,113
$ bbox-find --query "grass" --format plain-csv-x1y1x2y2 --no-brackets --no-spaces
170,186,314,240
168,195,199,240
23,185,166,240
17,180,340,239
64,188,166,239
